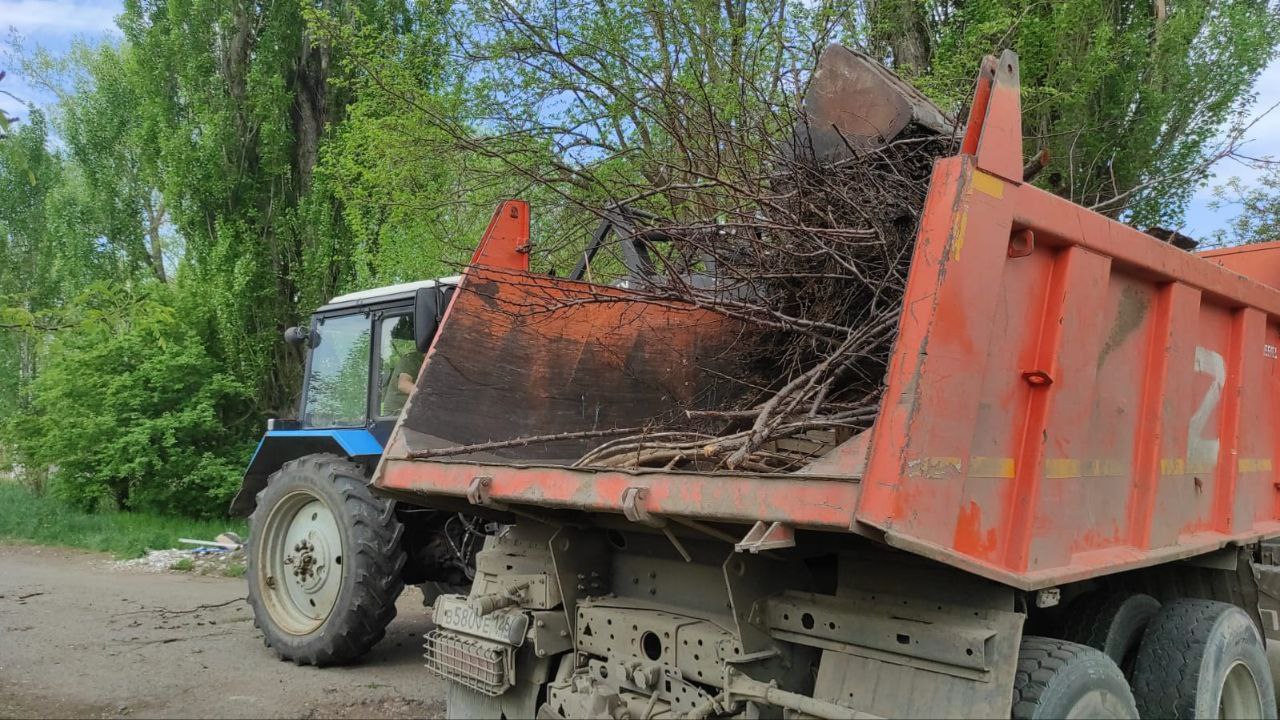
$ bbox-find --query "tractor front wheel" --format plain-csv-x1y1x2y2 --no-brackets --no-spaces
246,453,406,665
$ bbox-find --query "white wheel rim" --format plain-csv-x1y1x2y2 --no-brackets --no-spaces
257,491,344,635
1219,660,1264,719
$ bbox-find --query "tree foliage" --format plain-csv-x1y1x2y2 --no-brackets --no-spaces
8,285,255,516
915,0,1279,225
1211,164,1280,244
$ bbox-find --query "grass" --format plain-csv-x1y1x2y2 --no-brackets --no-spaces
0,482,248,559
222,563,246,578
171,557,195,572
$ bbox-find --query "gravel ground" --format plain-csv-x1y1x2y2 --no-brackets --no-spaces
0,544,448,719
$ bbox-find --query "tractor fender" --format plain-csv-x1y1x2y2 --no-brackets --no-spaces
229,429,384,517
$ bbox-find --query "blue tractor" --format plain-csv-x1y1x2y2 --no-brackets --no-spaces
229,276,482,666
227,200,674,666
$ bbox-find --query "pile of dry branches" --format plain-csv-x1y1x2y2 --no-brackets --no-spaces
399,37,960,472
574,124,955,472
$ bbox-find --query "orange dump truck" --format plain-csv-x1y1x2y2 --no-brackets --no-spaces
370,52,1280,719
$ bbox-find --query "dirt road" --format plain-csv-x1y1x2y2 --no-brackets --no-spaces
0,544,448,719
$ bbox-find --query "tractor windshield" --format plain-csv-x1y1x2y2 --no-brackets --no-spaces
302,313,371,426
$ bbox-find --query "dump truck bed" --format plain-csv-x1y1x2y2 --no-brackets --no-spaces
372,54,1280,591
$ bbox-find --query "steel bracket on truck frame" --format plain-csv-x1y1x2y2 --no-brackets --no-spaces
734,521,796,553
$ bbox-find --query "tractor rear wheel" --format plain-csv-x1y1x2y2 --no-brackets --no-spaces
246,453,406,665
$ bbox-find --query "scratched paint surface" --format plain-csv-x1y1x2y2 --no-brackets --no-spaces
857,158,1280,588
396,266,751,461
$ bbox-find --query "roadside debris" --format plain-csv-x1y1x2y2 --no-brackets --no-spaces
114,535,246,577
178,532,243,550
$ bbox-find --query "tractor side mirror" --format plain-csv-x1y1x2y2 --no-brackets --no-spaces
413,287,442,354
283,326,317,348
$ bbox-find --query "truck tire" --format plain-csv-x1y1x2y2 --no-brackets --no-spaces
247,453,406,666
1131,598,1276,719
1060,591,1160,676
1011,636,1138,719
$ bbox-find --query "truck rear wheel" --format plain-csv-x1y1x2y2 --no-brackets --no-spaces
247,454,406,666
1060,591,1160,676
1131,598,1276,719
1011,636,1138,719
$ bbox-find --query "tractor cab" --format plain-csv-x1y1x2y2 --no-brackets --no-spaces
229,276,458,516
292,277,460,443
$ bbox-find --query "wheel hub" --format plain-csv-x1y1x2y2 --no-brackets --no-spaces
287,538,330,589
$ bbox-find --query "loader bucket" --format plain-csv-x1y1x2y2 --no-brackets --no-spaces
383,266,750,465
797,43,951,162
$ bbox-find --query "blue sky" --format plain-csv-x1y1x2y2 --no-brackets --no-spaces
1,0,123,116
1,0,1277,242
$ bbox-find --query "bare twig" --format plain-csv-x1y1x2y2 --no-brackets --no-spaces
407,427,647,459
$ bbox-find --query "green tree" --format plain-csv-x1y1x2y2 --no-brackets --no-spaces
452,0,1278,229
307,0,491,286
894,0,1279,225
0,113,63,420
1211,163,1280,245
116,0,440,417
57,43,175,282
7,284,255,516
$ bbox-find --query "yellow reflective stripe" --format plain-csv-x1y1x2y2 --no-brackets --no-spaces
973,171,1005,198
969,456,1016,478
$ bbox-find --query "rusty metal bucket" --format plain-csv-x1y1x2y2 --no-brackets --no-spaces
797,44,952,162
387,265,749,464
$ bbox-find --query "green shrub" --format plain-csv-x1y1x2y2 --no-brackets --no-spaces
5,284,257,517
171,557,195,571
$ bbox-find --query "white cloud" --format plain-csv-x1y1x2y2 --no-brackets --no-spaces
1,0,121,36
0,0,122,124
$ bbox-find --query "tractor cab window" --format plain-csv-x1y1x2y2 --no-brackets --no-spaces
303,313,372,426
377,312,425,417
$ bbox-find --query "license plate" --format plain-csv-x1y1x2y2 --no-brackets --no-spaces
434,594,529,646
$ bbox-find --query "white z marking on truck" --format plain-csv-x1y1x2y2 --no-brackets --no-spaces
1188,346,1225,469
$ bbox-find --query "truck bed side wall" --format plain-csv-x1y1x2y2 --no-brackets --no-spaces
859,152,1280,589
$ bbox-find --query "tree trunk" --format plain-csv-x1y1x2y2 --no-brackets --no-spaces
866,0,933,75
143,194,167,283
292,20,329,194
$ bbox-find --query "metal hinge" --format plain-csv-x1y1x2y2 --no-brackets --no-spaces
467,476,508,510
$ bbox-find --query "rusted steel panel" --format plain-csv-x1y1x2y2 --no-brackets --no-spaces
468,200,532,272
1201,241,1280,291
799,44,950,161
856,51,1280,589
377,459,860,531
393,266,749,462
